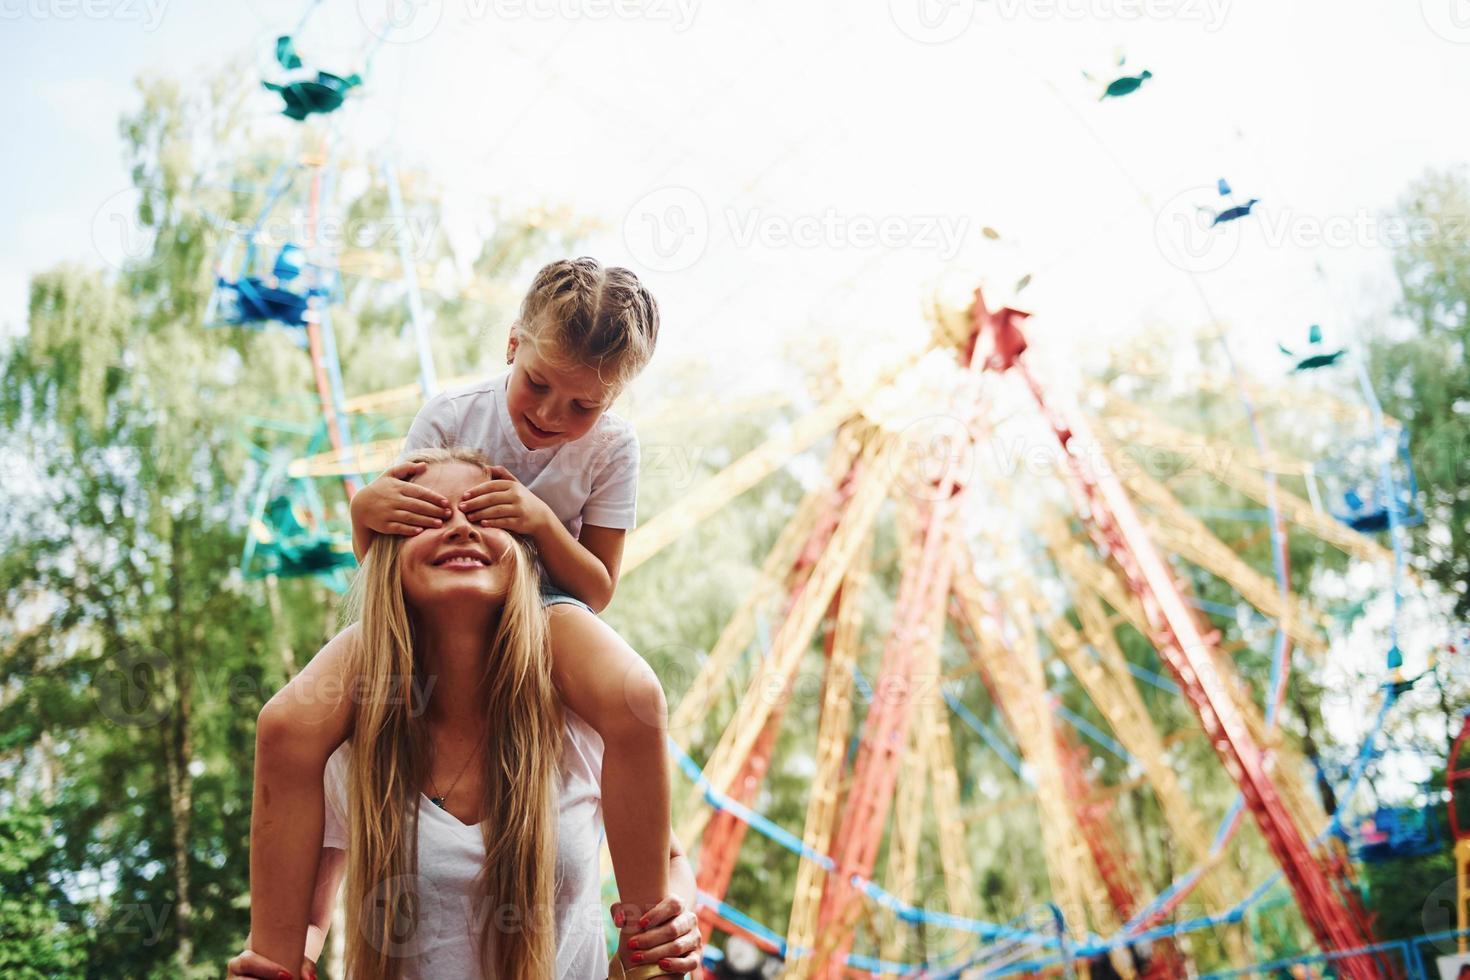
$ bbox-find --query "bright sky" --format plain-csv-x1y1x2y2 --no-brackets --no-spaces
3,0,1463,787
5,0,1469,375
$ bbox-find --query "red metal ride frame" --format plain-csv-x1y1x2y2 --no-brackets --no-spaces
969,288,1383,979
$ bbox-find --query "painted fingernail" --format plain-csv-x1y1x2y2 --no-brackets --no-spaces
660,961,672,971
631,952,643,962
613,911,624,927
275,971,293,980
639,917,649,928
629,938,639,950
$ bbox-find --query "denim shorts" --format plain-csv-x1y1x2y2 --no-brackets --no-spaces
540,585,594,615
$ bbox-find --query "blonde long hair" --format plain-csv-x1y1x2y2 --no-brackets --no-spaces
340,447,564,979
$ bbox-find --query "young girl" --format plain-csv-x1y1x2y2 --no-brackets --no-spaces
250,258,679,979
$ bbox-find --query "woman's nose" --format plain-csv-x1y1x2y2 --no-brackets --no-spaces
443,505,477,536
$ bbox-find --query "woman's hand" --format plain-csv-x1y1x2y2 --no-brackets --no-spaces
225,947,316,980
613,896,704,976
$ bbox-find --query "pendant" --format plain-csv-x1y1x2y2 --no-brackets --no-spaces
430,796,446,809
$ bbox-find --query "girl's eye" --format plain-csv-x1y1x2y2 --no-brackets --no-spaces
574,403,595,414
528,380,548,392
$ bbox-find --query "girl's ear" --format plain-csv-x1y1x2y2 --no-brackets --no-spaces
506,321,520,364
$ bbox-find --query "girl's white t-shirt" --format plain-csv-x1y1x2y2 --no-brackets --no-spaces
322,709,609,979
403,371,640,539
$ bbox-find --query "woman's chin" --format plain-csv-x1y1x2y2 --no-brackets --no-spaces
406,583,508,612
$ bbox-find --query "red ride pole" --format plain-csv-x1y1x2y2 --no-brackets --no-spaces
971,287,1385,980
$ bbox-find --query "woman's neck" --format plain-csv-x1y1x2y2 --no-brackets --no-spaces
418,613,498,727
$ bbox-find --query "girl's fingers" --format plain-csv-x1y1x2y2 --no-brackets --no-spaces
226,949,291,978
387,461,427,481
459,490,514,511
398,496,451,519
458,480,498,500
394,509,444,528
464,505,518,525
401,483,451,509
458,493,494,514
386,522,426,536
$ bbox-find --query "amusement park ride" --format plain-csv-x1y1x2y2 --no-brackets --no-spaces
216,5,1455,977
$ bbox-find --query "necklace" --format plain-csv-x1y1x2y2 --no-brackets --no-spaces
428,742,477,810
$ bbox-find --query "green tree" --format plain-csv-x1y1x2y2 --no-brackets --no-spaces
0,807,88,979
0,66,590,977
1370,168,1470,614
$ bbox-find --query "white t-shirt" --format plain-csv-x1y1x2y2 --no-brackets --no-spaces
403,371,640,539
322,709,609,979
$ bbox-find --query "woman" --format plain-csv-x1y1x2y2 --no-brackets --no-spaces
235,448,701,979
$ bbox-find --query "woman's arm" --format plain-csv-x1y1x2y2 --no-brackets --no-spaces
229,847,345,980
614,829,703,976
664,830,696,926
303,847,347,965
250,625,358,969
